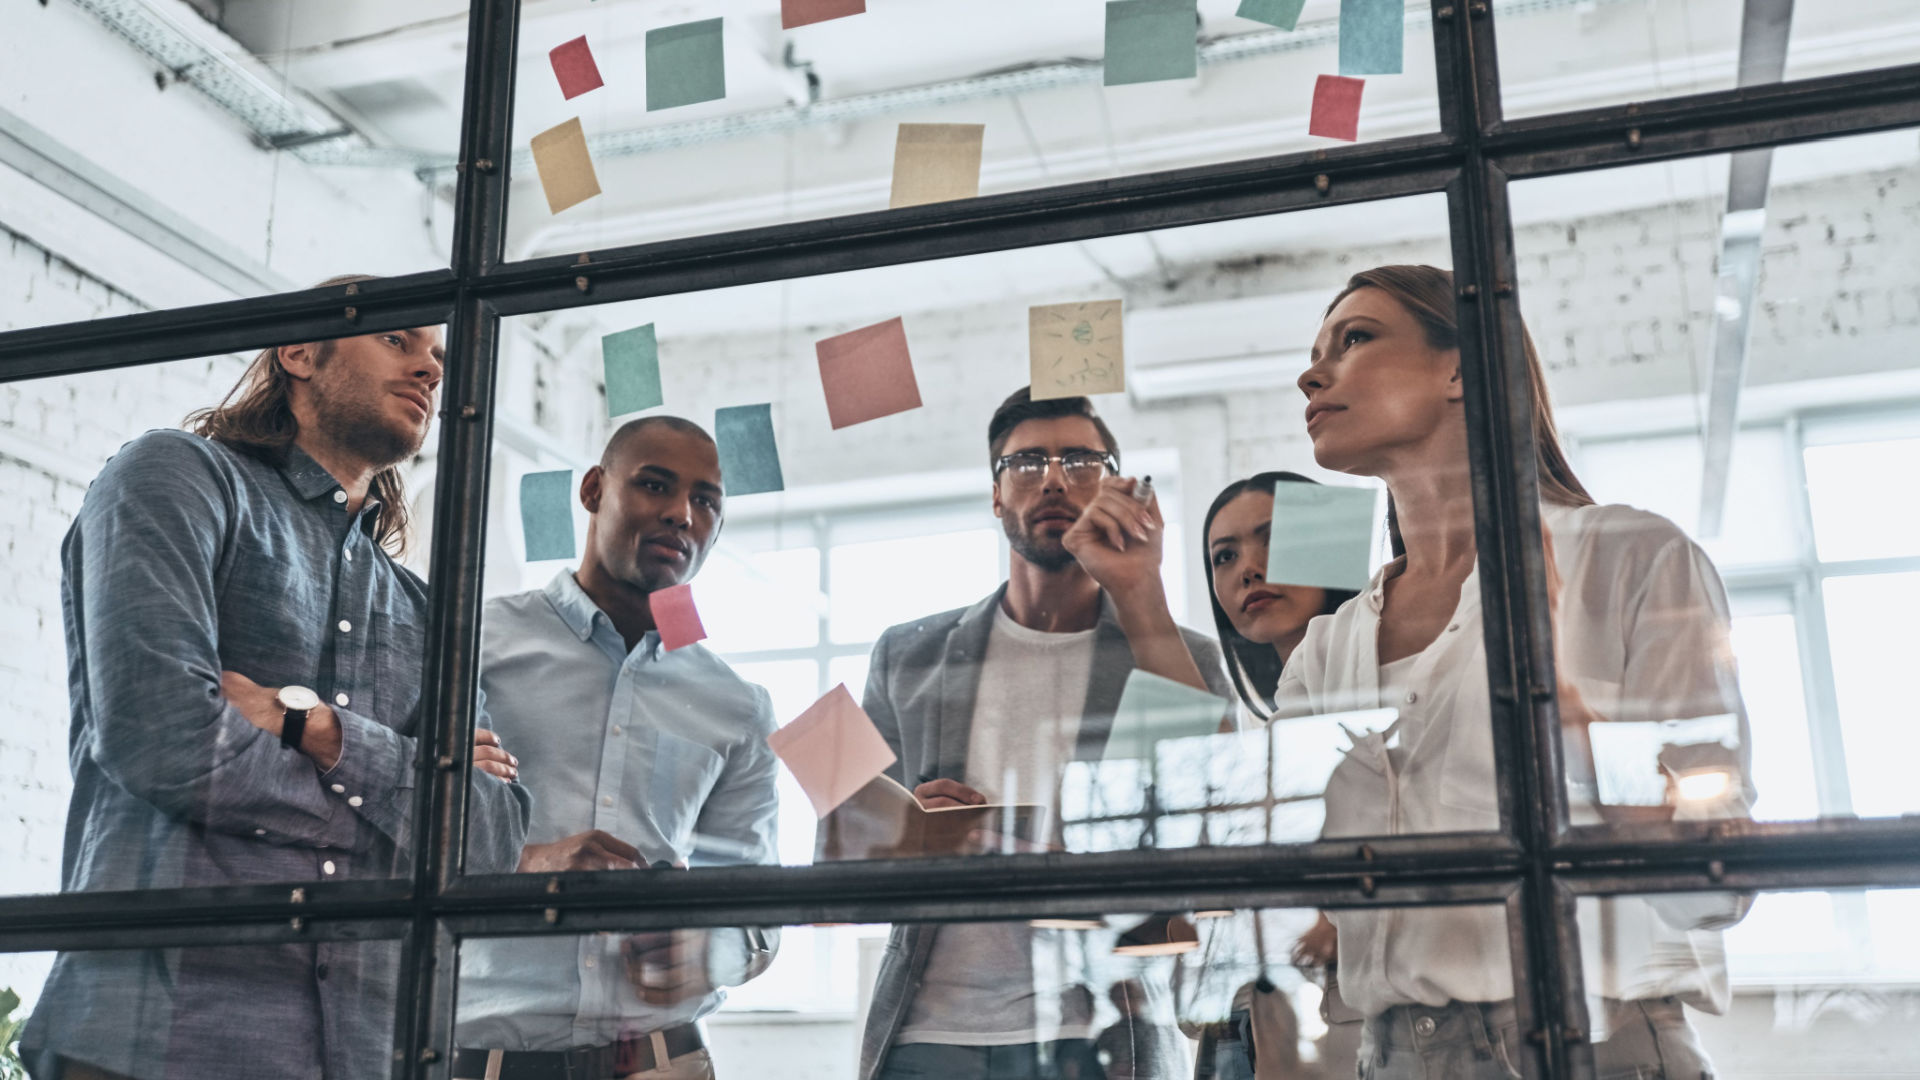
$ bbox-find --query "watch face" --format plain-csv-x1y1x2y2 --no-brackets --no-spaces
278,685,321,711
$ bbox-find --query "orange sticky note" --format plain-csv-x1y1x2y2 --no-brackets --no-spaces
768,685,899,818
649,584,707,651
815,316,924,430
1309,74,1365,142
550,36,604,101
783,0,865,29
529,117,601,214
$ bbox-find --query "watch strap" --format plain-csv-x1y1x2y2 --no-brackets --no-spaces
280,705,310,750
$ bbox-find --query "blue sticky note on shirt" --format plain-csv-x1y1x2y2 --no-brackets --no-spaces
602,323,663,417
647,17,726,111
714,403,784,496
1339,0,1404,75
1104,0,1198,87
1267,483,1379,591
520,470,576,562
1236,0,1306,30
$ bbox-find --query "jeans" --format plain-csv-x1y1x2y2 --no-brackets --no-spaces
1202,1010,1256,1080
878,1038,1107,1080
1356,997,1712,1080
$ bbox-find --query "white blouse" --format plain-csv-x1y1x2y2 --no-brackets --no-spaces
1267,502,1754,1032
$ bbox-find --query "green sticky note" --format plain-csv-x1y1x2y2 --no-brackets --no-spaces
1104,0,1198,87
602,324,663,417
1106,670,1233,762
1236,0,1306,30
647,17,726,111
714,403,784,496
520,470,576,562
1339,0,1404,75
1268,483,1378,591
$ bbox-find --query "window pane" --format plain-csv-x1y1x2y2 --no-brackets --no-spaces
1824,572,1920,819
734,659,829,867
829,528,1001,643
1804,437,1920,563
702,545,824,653
1729,612,1819,821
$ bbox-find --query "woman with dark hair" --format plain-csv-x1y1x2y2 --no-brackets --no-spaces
1202,471,1361,721
1264,265,1754,1080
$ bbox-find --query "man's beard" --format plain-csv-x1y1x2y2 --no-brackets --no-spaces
311,377,424,469
1003,508,1076,572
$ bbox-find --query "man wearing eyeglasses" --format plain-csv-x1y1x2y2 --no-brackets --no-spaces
842,387,1232,1080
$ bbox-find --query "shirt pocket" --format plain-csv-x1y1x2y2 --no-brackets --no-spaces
648,730,727,858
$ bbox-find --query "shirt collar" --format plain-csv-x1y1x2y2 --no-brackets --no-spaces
281,442,384,514
541,570,663,658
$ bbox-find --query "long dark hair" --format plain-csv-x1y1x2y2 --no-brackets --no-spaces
184,274,414,557
1203,472,1361,720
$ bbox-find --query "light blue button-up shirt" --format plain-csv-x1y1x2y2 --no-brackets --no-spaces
456,571,780,1051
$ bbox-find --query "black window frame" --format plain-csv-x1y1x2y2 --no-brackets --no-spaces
3,3,1920,1076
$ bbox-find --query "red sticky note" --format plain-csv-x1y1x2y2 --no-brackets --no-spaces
649,584,707,651
782,0,866,30
1309,74,1365,141
815,317,924,430
767,685,898,818
550,36,604,101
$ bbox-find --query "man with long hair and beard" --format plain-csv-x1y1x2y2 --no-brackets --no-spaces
834,387,1233,1080
21,277,531,1080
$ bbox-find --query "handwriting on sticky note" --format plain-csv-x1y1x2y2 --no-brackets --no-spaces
602,324,663,417
549,35,604,100
1339,0,1404,75
520,470,576,562
1030,300,1125,401
1310,74,1366,141
889,123,985,209
815,317,924,429
783,0,865,30
768,684,898,817
649,583,707,651
714,403,784,496
1268,482,1379,591
1235,0,1306,30
529,117,601,214
646,17,726,111
1104,0,1199,87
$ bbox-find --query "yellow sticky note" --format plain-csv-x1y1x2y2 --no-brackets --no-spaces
1030,300,1125,400
529,116,601,214
889,123,985,209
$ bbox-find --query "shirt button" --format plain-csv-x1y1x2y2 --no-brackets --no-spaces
316,963,329,981
584,957,597,969
332,490,347,504
348,796,364,807
338,620,352,633
611,726,622,737
601,796,614,807
331,783,346,794
255,828,268,836
322,860,337,875
335,693,350,707
1447,623,1460,633
343,549,354,562
1405,691,1419,704
1414,1016,1437,1037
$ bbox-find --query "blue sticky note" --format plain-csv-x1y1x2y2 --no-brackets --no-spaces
1236,0,1306,30
1267,483,1379,591
714,403,784,496
646,17,726,111
520,470,576,562
602,324,663,417
1106,670,1234,762
1339,0,1404,75
1104,0,1198,87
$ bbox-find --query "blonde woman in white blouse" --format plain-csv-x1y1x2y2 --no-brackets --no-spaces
1268,265,1754,1080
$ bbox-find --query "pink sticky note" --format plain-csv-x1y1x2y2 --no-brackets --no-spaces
782,0,866,30
767,684,898,818
815,317,924,430
649,584,707,651
550,36,605,101
1309,74,1365,142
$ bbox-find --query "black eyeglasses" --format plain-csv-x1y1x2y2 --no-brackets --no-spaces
993,450,1119,487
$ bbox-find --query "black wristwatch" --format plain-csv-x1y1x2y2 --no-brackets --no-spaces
277,685,321,750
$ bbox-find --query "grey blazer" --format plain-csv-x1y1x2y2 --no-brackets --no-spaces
846,584,1232,1080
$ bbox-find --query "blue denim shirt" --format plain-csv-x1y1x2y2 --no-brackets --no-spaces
22,429,532,1080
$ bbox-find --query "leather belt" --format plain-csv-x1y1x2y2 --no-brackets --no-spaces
452,1023,705,1080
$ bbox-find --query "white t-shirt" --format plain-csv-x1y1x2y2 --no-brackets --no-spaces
897,604,1100,1046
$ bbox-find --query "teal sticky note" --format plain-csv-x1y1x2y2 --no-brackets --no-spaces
1105,670,1233,762
602,324,663,418
714,403,784,496
520,470,576,562
1268,483,1378,591
1339,0,1403,75
1104,0,1198,87
646,17,726,111
1236,0,1306,30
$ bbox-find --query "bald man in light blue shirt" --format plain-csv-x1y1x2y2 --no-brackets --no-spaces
455,417,780,1080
